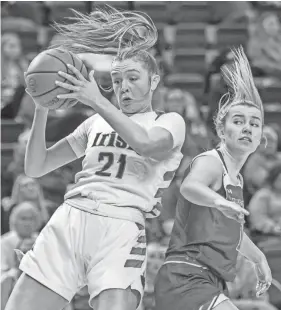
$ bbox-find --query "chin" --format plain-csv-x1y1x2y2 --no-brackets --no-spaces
233,143,255,154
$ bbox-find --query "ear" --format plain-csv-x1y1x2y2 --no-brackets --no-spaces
150,74,160,91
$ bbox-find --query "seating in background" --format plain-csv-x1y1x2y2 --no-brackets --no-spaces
1,121,24,144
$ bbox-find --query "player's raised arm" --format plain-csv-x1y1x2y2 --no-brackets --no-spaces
71,88,185,160
24,101,86,178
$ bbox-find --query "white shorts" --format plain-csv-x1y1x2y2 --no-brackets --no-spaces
20,203,147,307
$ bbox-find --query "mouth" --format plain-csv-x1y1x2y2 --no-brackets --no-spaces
121,97,133,106
122,96,132,101
239,137,252,143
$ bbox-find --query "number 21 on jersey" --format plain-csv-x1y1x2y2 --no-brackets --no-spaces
95,152,127,179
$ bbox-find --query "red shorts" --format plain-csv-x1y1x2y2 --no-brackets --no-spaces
155,260,229,310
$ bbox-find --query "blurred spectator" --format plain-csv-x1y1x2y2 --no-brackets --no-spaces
164,89,212,155
1,201,41,309
5,133,28,183
1,175,51,235
243,126,281,204
248,163,281,236
248,11,281,79
1,1,42,23
1,32,28,119
227,253,278,310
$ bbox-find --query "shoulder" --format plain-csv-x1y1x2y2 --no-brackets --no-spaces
156,111,185,123
192,150,223,170
155,112,186,134
181,150,224,190
77,113,101,133
184,150,224,180
83,113,100,127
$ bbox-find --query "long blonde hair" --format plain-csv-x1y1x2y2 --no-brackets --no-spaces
52,5,157,57
214,46,264,137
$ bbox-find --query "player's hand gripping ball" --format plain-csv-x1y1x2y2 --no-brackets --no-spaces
25,48,88,110
55,64,103,110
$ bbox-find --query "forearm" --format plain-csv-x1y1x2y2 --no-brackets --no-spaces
239,232,265,263
93,96,152,155
25,107,48,177
180,181,227,209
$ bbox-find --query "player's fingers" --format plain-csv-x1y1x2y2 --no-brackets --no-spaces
241,208,249,216
55,81,80,92
58,71,83,85
67,64,86,81
89,70,95,81
256,283,270,297
233,206,249,217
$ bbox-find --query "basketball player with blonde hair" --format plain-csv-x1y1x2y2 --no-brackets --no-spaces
154,47,272,310
5,7,185,310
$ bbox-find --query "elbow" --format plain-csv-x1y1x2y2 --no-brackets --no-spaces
139,144,153,158
179,181,193,198
133,140,152,158
136,140,171,159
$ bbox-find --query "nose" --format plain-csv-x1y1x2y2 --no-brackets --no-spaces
242,123,252,134
121,80,129,93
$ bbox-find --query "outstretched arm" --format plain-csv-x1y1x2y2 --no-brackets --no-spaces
239,232,272,296
239,232,265,263
180,155,249,223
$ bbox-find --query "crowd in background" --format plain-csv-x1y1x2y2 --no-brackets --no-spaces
1,2,281,310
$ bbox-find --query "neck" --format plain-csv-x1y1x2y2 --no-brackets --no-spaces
123,103,152,116
218,144,249,177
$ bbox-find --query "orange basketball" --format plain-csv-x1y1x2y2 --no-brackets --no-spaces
25,48,88,110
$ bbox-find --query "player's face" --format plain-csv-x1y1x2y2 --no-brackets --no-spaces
111,59,153,114
19,178,39,200
222,105,263,154
14,207,37,238
3,35,22,60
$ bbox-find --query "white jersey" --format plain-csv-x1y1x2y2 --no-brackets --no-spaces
64,111,185,225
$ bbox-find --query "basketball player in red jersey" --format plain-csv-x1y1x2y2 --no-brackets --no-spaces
5,7,185,310
155,47,272,310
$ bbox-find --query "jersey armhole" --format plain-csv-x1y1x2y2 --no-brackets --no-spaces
185,150,225,191
181,151,223,185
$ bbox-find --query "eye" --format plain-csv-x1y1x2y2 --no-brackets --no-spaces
129,77,138,82
113,80,120,85
251,123,260,128
234,120,243,125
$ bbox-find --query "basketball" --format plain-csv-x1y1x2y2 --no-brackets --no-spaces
25,48,88,110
